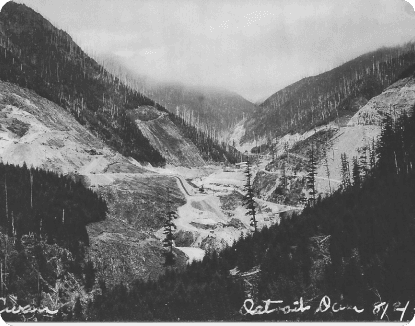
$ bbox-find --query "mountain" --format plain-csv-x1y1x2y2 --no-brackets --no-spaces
100,55,256,139
241,43,415,145
0,2,205,168
314,73,415,194
86,104,415,321
0,77,190,287
0,80,138,174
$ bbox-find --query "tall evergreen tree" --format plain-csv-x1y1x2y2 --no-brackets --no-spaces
358,146,368,181
369,139,377,173
162,189,177,266
377,112,396,175
352,157,361,188
243,159,257,232
324,152,332,194
340,153,351,189
306,143,317,206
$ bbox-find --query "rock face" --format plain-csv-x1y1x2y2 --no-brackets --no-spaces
131,106,205,167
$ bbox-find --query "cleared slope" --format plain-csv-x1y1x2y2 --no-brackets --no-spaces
0,79,189,286
316,76,415,193
130,106,205,167
0,2,202,167
0,80,140,174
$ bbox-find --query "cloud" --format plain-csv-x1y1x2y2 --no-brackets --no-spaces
16,0,415,101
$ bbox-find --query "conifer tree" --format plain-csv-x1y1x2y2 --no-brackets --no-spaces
281,160,287,189
369,139,377,174
163,189,177,266
377,113,396,175
243,159,257,232
299,189,308,207
324,152,332,194
340,153,351,189
352,157,361,188
306,143,317,206
358,146,368,181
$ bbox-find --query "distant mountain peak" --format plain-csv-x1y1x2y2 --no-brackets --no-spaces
241,42,415,144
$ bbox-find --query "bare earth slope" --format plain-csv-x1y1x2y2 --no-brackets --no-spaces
0,80,188,286
130,106,205,167
0,80,139,174
316,76,415,193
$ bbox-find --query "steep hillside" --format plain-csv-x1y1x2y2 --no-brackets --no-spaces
0,2,205,167
315,75,415,193
0,78,190,286
87,107,415,321
101,55,256,137
129,106,205,167
0,80,138,174
242,43,415,145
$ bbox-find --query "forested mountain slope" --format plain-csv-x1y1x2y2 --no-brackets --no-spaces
0,2,204,167
87,106,415,322
101,55,256,137
242,43,415,144
0,80,142,174
315,73,415,194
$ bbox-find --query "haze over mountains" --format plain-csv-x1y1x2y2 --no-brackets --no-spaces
1,0,415,322
241,43,415,144
99,54,256,138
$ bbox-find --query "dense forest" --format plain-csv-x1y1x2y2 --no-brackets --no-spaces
0,162,107,254
87,108,415,321
0,2,166,165
0,163,107,321
242,43,415,143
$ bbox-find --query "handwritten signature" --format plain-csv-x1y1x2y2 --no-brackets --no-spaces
0,297,59,315
240,295,412,321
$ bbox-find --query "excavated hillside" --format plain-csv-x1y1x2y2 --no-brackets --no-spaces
129,106,205,167
315,75,415,193
0,79,188,286
0,2,206,168
249,75,415,206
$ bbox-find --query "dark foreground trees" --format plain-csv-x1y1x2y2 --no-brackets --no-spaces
243,159,257,232
87,108,415,322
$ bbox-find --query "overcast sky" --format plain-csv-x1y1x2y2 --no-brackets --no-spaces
11,0,415,102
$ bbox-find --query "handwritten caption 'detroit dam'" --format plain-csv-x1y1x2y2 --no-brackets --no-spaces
240,296,414,321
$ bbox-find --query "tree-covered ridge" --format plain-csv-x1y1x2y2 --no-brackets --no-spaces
0,2,165,166
88,108,415,321
243,43,415,143
0,162,107,253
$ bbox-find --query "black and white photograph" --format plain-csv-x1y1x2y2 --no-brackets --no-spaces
0,0,415,322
